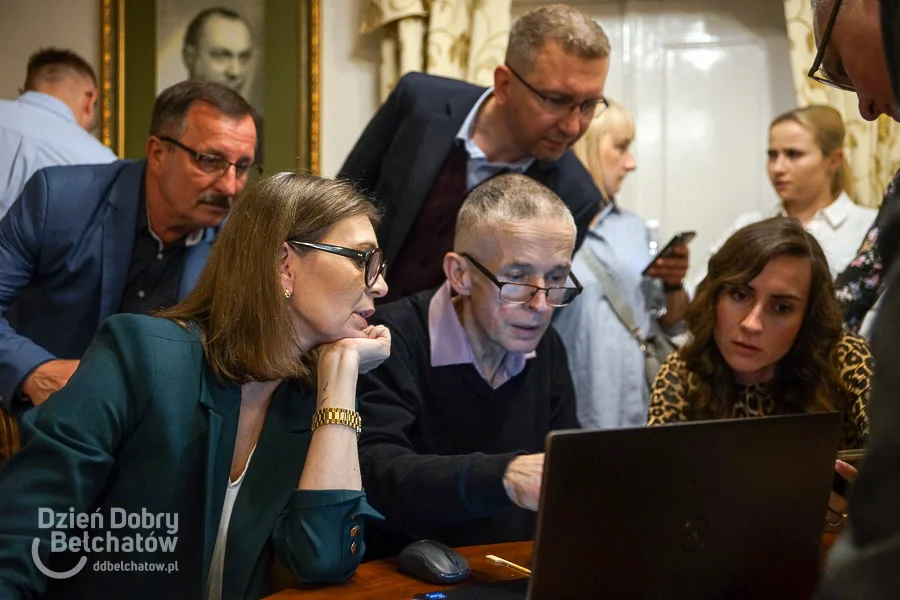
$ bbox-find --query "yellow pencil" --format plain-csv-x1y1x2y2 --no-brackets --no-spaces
486,554,532,575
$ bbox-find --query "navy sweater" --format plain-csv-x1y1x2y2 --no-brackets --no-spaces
357,288,579,558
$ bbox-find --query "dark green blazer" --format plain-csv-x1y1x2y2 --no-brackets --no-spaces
0,314,377,599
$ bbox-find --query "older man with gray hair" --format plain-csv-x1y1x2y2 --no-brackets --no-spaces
357,173,581,559
812,0,900,598
805,0,900,335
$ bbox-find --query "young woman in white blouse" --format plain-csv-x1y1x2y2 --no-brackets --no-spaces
694,105,876,285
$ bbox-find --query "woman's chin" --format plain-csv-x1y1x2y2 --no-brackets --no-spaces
325,326,369,344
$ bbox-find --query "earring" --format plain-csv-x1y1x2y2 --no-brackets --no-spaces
284,288,293,299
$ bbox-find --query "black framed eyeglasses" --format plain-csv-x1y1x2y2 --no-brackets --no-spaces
159,136,262,179
288,240,386,288
505,63,609,120
462,253,582,307
807,0,855,92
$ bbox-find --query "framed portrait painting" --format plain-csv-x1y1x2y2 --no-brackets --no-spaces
99,0,320,175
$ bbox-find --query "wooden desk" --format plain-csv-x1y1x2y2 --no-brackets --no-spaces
266,541,532,599
267,534,840,599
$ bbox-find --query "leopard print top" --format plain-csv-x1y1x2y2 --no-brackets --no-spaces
647,333,872,450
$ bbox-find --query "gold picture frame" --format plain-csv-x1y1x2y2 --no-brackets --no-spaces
99,0,321,175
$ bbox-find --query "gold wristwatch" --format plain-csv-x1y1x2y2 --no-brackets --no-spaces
311,407,362,439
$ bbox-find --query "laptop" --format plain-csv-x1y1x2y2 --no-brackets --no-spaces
524,412,842,599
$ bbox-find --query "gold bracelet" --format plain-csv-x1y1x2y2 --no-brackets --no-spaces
311,407,361,440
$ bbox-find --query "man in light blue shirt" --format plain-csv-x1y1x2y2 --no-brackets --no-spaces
0,48,117,218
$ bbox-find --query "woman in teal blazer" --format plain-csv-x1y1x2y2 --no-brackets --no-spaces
0,174,390,599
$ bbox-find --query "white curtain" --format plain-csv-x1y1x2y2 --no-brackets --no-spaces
361,0,512,102
783,0,900,208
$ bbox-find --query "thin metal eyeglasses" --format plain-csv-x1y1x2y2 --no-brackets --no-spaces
807,0,855,92
288,240,387,288
462,253,582,307
159,136,262,179
505,63,609,119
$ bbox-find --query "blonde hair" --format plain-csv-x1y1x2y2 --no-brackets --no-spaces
770,105,855,201
158,173,379,383
506,4,610,74
454,173,575,256
572,98,634,199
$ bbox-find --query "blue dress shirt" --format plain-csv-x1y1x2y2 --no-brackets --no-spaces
0,91,117,218
454,87,534,190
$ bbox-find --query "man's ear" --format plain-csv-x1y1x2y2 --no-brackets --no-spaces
81,88,98,130
444,252,472,296
493,64,512,106
145,136,168,175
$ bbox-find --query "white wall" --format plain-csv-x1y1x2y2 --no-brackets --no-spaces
320,0,380,176
0,0,101,100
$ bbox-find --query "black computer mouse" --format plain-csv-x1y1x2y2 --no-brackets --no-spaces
397,539,471,584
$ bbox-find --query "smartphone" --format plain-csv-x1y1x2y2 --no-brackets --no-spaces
837,448,865,465
642,231,697,275
832,470,851,498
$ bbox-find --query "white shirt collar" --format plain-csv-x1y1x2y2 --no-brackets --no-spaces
776,191,855,230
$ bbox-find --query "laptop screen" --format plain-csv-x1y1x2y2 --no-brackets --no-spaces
527,413,842,599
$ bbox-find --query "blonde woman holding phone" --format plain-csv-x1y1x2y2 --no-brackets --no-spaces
554,100,691,429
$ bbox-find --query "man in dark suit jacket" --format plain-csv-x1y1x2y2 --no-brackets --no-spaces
0,80,258,412
812,1,900,598
339,4,610,302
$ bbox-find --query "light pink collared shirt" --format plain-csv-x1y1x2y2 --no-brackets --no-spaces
428,281,536,389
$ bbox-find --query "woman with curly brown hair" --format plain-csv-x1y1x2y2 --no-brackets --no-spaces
647,217,873,532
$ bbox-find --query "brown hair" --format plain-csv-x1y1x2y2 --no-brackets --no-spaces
149,80,254,139
770,105,855,201
24,47,97,90
158,173,380,383
506,4,610,74
682,217,848,418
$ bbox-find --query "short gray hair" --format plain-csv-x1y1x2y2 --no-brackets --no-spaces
454,174,576,254
506,4,610,74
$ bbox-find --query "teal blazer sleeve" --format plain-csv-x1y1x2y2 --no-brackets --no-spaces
272,490,381,583
0,314,381,600
0,315,165,599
